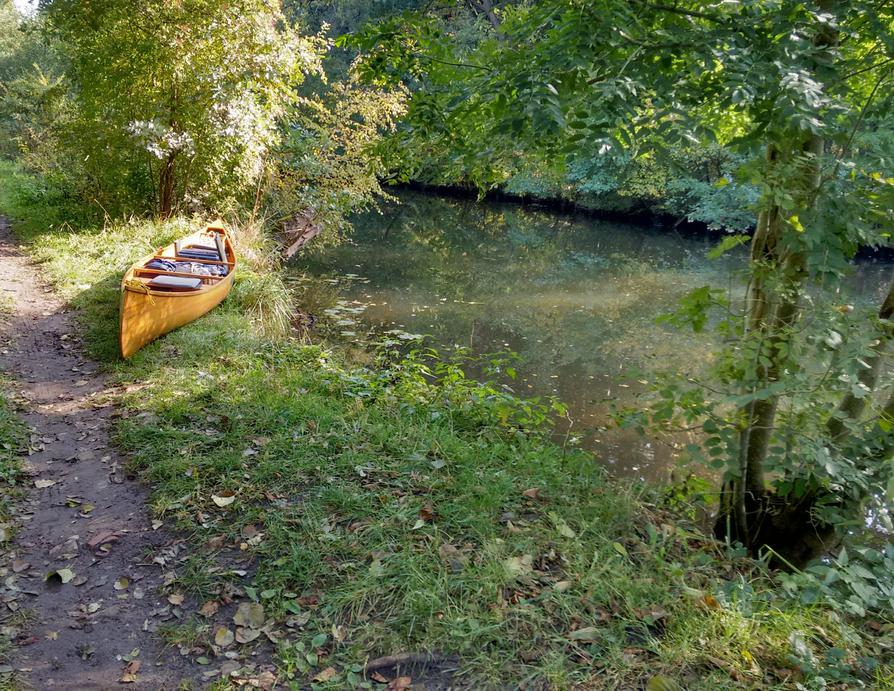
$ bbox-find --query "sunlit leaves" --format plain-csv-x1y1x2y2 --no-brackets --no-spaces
41,0,327,214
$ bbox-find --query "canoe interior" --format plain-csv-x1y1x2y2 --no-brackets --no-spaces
119,221,237,359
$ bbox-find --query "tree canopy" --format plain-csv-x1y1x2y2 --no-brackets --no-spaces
41,0,325,216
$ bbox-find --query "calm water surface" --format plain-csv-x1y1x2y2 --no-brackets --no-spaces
291,191,894,482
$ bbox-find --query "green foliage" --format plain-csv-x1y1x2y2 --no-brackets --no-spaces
268,71,408,232
0,2,65,161
40,0,325,215
0,377,25,525
352,0,894,569
781,544,894,617
5,161,893,688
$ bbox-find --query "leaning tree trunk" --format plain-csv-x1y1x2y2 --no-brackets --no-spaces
715,134,823,558
715,3,838,562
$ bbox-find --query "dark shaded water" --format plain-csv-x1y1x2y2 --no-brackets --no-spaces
290,191,894,481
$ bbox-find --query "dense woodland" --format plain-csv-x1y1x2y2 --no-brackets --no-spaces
1,0,894,688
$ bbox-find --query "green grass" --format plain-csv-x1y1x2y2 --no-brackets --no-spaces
1,160,893,689
0,376,25,527
0,359,27,687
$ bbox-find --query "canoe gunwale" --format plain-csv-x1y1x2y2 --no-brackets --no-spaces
119,221,237,358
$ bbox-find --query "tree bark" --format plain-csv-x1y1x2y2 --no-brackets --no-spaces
717,134,822,552
158,151,177,218
467,0,503,35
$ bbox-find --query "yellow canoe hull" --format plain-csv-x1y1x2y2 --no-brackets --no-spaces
119,221,236,359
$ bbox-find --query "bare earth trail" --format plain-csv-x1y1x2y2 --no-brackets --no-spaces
0,218,198,689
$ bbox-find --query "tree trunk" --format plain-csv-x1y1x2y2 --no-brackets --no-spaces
158,151,177,218
716,135,821,556
715,0,838,559
468,0,503,35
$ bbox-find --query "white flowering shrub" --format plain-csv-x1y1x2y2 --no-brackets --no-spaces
44,0,326,216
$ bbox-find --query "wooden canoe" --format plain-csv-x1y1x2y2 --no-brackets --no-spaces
119,219,236,359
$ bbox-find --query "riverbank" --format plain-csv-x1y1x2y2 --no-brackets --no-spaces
393,181,894,262
1,160,892,688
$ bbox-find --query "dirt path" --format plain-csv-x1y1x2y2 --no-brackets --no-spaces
0,219,198,689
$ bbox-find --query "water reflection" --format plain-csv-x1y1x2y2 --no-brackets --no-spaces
290,191,893,482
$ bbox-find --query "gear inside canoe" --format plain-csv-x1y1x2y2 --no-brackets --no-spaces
119,219,236,358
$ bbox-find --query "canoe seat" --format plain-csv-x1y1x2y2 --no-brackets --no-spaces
148,275,203,291
178,248,221,261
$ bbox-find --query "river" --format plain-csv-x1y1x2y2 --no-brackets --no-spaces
290,191,894,482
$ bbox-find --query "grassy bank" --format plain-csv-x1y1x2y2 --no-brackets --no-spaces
1,160,892,689
0,302,27,678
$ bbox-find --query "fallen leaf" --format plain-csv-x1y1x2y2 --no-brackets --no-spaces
700,594,720,610
504,554,533,579
646,675,683,691
371,672,389,683
168,593,184,606
87,530,120,550
114,577,130,591
418,502,435,522
235,627,261,644
387,676,413,690
438,543,468,572
212,492,236,508
521,487,541,500
119,660,140,683
568,626,600,641
12,560,29,573
556,521,576,539
233,602,265,629
199,600,220,617
34,479,56,489
214,626,234,648
313,667,337,683
45,568,75,585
